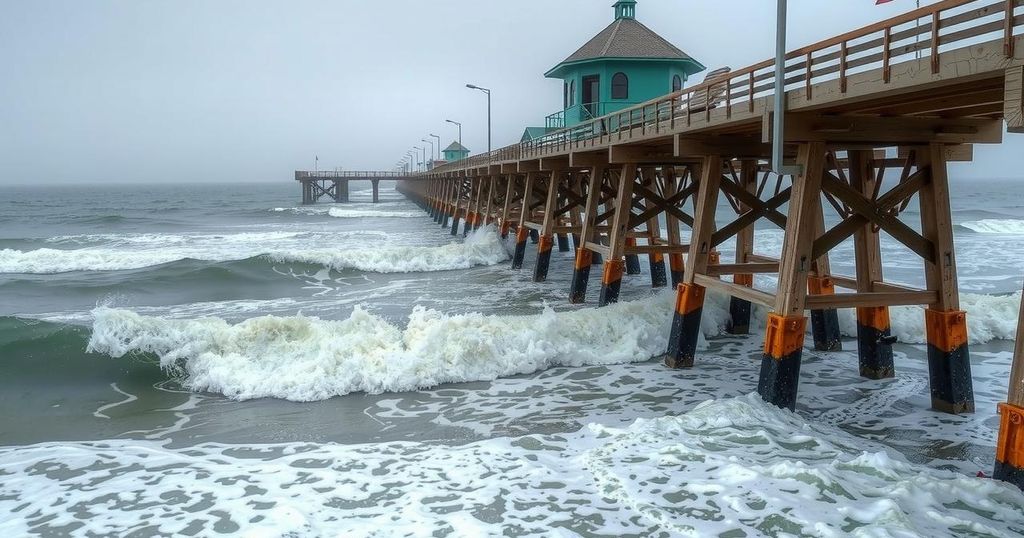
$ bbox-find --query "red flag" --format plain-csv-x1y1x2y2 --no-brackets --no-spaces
876,0,895,4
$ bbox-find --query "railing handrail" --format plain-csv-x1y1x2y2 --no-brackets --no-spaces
296,171,409,179
420,0,1020,176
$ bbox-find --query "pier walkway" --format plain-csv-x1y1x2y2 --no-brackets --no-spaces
295,171,406,204
395,0,1024,486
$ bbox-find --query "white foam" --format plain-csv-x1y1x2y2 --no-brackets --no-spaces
85,285,1018,402
1,395,1021,536
0,227,506,274
961,219,1024,234
86,289,680,401
327,207,423,219
268,225,509,273
835,291,1022,345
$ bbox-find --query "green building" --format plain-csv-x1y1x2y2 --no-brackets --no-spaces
538,0,705,131
442,141,470,162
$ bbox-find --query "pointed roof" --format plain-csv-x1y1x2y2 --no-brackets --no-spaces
443,141,469,153
544,2,703,79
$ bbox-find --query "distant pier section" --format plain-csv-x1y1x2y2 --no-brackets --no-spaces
294,170,407,204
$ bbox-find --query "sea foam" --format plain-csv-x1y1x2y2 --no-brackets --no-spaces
327,207,423,219
87,288,1020,402
0,227,508,274
86,290,685,401
961,218,1024,234
1,394,1021,536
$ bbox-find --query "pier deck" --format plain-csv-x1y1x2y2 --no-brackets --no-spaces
294,171,406,204
396,0,1024,488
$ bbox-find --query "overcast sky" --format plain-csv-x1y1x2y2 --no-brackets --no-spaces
0,0,1019,184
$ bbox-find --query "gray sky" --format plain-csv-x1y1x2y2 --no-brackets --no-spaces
0,0,1019,184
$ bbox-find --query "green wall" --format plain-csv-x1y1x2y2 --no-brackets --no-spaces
559,59,694,127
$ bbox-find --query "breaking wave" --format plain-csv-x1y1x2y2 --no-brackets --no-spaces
85,288,1020,402
0,227,507,274
86,291,681,401
960,218,1024,234
327,207,423,219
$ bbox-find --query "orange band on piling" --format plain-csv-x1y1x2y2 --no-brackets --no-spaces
651,252,664,263
763,313,808,359
807,275,835,296
669,253,685,271
856,306,891,331
515,227,529,242
602,260,625,285
924,309,968,352
574,248,593,270
673,283,705,316
709,251,721,265
733,274,753,287
538,235,553,253
625,237,637,248
500,221,510,236
996,403,1024,468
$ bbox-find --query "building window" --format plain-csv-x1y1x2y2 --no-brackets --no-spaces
564,82,569,108
569,79,575,106
612,72,628,100
672,75,682,92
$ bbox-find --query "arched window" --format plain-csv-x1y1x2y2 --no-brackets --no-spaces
672,75,682,93
564,82,569,108
569,80,575,106
611,72,629,100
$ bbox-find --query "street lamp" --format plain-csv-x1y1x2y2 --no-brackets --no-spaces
445,119,462,155
421,138,434,167
466,84,491,153
413,146,425,172
429,134,441,161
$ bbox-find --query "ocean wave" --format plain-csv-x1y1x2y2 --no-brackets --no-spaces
327,207,423,219
0,227,507,274
85,286,1020,402
1,394,1021,536
86,291,683,401
266,226,508,273
960,218,1024,234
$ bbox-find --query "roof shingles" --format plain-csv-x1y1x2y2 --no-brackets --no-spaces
558,18,694,65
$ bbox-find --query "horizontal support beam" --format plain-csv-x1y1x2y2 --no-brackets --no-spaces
694,274,776,308
767,112,1004,144
624,244,691,255
706,262,780,275
804,290,938,309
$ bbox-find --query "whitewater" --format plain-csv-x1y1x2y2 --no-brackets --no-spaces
87,288,1021,401
5,180,1024,537
0,226,508,274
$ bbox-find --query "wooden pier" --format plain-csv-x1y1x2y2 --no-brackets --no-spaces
295,171,406,204
393,0,1024,487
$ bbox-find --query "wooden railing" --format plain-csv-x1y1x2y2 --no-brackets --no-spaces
296,171,408,180
424,0,1021,176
